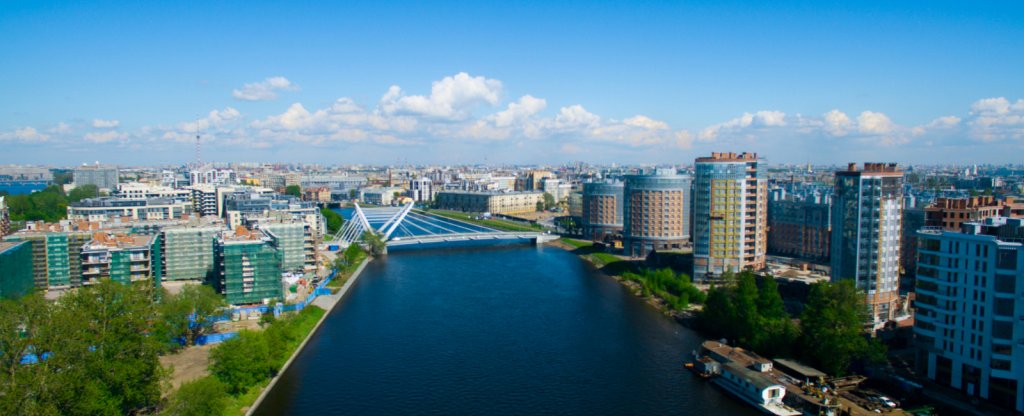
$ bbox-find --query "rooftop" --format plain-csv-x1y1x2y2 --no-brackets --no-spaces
84,232,155,250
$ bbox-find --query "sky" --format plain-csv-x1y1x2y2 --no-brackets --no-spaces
1,1,1023,166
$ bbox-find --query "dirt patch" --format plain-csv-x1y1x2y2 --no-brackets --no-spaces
160,344,215,393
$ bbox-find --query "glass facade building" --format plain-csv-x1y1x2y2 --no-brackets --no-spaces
831,163,905,327
0,241,34,299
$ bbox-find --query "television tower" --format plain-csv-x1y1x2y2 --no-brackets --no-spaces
195,135,202,169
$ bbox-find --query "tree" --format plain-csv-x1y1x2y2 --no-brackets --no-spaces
284,185,302,198
49,279,166,414
68,184,99,202
536,201,544,212
798,280,884,376
756,277,787,320
159,284,227,348
160,376,228,416
0,280,167,415
321,207,344,235
209,331,274,395
362,231,386,256
542,192,556,209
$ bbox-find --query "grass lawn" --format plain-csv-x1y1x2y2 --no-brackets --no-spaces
423,209,541,232
586,252,622,267
562,238,593,249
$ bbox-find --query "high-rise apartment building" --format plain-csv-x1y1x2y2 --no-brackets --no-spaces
73,164,119,190
622,171,691,257
914,218,1024,412
693,152,767,281
581,182,623,242
831,163,905,327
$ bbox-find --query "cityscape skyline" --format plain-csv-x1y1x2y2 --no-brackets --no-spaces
2,1,1023,165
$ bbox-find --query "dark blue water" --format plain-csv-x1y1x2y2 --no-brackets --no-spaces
254,245,757,415
0,182,47,195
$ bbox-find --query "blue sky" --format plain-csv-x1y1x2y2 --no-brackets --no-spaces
1,1,1023,166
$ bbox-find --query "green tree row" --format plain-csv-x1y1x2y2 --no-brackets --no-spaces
622,268,706,311
698,271,885,375
1,185,99,222
321,207,344,235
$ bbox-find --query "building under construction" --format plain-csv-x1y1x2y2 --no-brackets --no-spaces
214,226,283,305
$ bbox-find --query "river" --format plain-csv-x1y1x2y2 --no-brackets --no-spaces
253,243,758,415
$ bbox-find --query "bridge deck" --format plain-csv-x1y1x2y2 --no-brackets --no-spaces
334,203,544,248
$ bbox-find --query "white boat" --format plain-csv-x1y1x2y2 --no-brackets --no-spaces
711,361,801,416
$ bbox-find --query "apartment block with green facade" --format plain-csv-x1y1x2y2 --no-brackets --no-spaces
259,222,306,273
215,228,283,305
2,231,93,289
80,233,162,286
0,241,35,299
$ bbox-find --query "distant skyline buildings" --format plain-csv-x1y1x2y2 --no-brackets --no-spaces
2,2,1023,164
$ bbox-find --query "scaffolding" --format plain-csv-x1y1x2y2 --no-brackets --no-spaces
216,239,282,305
261,223,306,272
162,226,220,281
0,241,34,299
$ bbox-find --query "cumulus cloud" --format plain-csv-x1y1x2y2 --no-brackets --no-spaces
823,109,853,136
968,97,1024,142
232,76,298,101
699,110,787,141
379,72,502,119
92,119,120,128
856,111,894,134
8,72,1022,163
555,105,601,129
84,130,127,143
0,127,49,142
180,107,242,133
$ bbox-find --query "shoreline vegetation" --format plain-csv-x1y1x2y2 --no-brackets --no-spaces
548,238,885,377
547,238,705,321
159,250,374,416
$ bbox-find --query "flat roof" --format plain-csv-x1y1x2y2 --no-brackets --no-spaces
773,358,827,379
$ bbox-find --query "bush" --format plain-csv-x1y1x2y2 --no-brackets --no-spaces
161,376,228,416
209,331,275,395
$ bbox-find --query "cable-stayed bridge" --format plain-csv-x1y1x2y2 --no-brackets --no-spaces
332,202,553,249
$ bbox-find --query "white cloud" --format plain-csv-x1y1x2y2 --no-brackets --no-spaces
379,72,502,119
92,118,120,128
84,130,127,143
232,76,298,101
491,95,546,127
180,107,242,133
0,127,49,142
823,109,853,136
555,105,601,129
968,97,1024,142
699,110,786,141
623,115,669,130
857,111,894,134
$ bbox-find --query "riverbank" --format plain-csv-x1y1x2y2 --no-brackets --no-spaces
241,256,373,415
547,239,700,323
